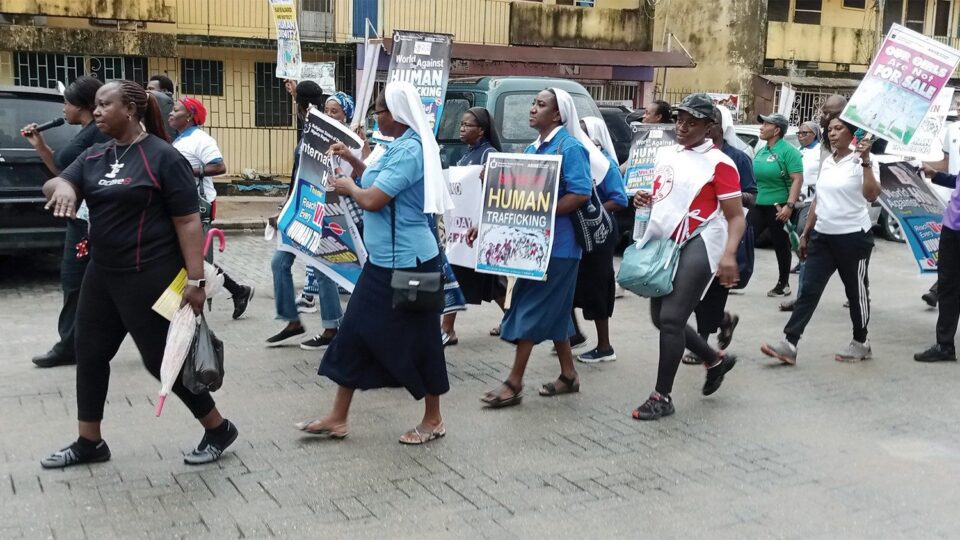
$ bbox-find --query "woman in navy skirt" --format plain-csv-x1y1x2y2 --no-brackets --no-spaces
469,87,604,408
295,81,455,444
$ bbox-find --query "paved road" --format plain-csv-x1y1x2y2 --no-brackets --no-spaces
1,234,958,538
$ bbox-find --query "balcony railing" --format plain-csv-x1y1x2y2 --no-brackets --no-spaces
765,21,876,66
381,0,510,45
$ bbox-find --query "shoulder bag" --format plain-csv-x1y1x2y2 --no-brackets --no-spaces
616,215,707,298
389,201,445,313
556,140,614,253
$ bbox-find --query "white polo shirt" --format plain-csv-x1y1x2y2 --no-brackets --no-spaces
172,126,224,202
814,151,879,235
800,143,822,196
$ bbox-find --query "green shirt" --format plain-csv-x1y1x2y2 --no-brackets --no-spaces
753,138,803,206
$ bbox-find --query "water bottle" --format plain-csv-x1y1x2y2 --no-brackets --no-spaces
633,195,652,240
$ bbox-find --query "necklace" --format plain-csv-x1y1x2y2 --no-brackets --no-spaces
106,131,146,179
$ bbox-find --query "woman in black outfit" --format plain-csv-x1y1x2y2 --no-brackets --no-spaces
22,76,111,368
40,80,238,469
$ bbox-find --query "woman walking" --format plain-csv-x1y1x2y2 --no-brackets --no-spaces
781,120,824,312
632,94,745,421
40,80,238,468
761,118,879,365
469,87,595,408
295,82,454,444
751,113,803,298
22,76,110,368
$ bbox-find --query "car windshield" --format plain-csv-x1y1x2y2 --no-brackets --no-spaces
0,96,80,151
436,97,473,142
498,92,597,143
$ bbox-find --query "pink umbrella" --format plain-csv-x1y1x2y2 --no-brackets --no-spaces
204,228,225,256
156,305,198,416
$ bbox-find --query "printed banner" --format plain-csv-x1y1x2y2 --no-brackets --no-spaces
299,61,336,94
387,30,453,134
278,109,368,290
623,123,677,195
475,153,561,281
708,93,740,118
842,24,960,145
886,87,955,160
877,161,946,272
443,165,484,269
270,0,302,79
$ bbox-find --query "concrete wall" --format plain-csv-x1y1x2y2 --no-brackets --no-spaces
0,0,175,22
766,21,877,65
510,1,652,50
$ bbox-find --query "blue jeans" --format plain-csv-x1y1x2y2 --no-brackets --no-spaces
307,267,343,329
272,250,298,322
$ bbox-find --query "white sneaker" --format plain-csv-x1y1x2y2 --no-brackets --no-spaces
296,293,317,313
836,339,871,362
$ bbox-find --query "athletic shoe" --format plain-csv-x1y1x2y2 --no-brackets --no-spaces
835,340,871,362
231,285,255,320
761,339,798,365
32,350,76,368
767,284,791,297
914,344,957,363
266,326,306,347
703,353,737,396
184,420,238,465
577,347,617,364
40,439,111,469
632,392,674,421
296,293,318,313
921,292,938,308
779,300,795,312
790,263,801,274
300,333,335,351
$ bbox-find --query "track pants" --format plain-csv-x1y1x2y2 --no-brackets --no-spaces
75,256,216,422
784,230,873,344
936,226,960,347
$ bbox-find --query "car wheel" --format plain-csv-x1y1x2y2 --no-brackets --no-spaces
879,210,905,243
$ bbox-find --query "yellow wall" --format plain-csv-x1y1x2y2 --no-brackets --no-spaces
0,0,175,22
0,51,13,85
382,0,510,45
510,1,651,49
817,0,877,29
766,22,877,65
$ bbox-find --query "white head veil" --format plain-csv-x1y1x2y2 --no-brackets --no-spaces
550,87,611,184
718,106,754,158
384,81,453,214
580,116,618,164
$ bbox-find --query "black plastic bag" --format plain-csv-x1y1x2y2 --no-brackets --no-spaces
182,315,225,394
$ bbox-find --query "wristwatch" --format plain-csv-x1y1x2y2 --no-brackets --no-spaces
786,202,796,210
861,160,872,167
186,278,207,288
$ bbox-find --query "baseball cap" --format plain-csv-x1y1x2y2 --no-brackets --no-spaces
672,93,716,120
758,113,789,134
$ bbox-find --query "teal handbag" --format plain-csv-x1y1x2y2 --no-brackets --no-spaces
616,221,707,298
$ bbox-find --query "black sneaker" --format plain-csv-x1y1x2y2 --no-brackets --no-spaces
570,333,588,349
32,350,76,368
914,344,957,363
921,292,938,308
40,439,111,469
266,325,305,347
632,392,675,421
767,283,791,297
703,353,737,396
300,333,335,351
184,420,238,465
232,285,255,320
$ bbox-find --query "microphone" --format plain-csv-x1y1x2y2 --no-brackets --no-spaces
21,118,65,137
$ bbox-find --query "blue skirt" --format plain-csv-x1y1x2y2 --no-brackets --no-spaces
500,257,579,344
319,256,449,399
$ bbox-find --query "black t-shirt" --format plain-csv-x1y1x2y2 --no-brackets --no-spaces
60,134,200,271
54,122,111,172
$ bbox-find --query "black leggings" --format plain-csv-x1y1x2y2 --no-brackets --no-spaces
75,257,216,422
749,204,792,286
650,236,716,395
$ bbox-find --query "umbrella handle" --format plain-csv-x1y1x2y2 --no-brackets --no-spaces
203,228,226,256
155,394,167,417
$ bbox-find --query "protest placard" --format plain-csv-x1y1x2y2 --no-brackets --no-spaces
299,61,336,94
886,87,955,159
277,109,367,290
269,0,302,79
443,165,484,269
475,153,561,281
622,123,677,195
387,30,453,134
842,24,960,145
878,161,946,272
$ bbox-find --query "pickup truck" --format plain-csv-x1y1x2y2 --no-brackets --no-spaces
0,85,80,254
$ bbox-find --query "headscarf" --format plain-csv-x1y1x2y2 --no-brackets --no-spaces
179,96,207,126
384,81,453,214
465,106,501,151
800,120,822,145
549,87,610,184
580,116,617,163
326,92,355,123
718,106,754,158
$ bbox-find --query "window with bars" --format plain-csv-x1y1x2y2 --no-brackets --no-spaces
768,0,790,22
302,0,332,11
180,59,223,96
905,0,927,32
14,52,85,89
90,56,148,86
794,0,823,24
254,62,293,127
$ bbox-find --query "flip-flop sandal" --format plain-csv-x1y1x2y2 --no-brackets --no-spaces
294,420,348,439
489,325,501,336
682,352,703,365
480,380,522,408
399,423,446,445
539,373,580,396
441,331,459,347
717,314,739,350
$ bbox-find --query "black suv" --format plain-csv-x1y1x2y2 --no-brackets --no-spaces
0,85,80,254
